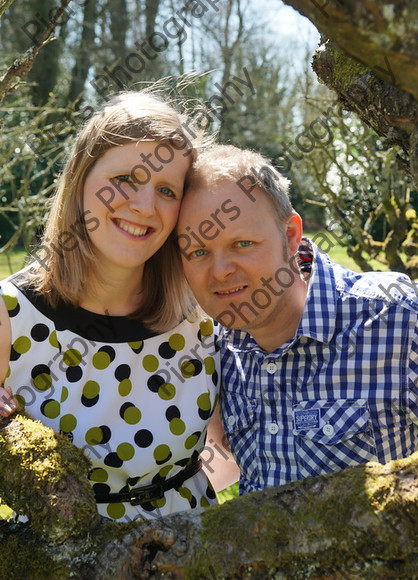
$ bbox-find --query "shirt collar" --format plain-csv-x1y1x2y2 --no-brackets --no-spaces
219,237,338,353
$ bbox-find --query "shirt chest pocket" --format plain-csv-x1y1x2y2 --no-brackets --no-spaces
293,399,377,479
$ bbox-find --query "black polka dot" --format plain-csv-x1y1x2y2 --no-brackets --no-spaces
104,452,123,468
130,343,144,354
165,405,181,421
99,425,111,444
212,370,219,386
114,364,131,381
92,483,111,495
128,476,140,486
190,496,197,509
152,472,166,484
81,394,99,407
158,341,176,359
147,374,165,393
198,408,211,421
206,485,216,500
31,323,49,342
9,347,21,362
175,457,190,467
141,502,157,512
31,364,51,379
134,429,153,448
98,345,116,363
66,366,83,383
7,303,20,318
119,402,136,420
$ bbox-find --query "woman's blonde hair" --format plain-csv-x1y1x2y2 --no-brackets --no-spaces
26,90,203,332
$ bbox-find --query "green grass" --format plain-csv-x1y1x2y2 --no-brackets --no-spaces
0,248,29,279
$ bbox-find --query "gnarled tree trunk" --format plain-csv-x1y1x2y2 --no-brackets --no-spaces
0,412,417,579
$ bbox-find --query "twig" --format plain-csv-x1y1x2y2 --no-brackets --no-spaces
0,0,73,104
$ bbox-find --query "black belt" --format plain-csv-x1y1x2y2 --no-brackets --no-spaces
95,458,202,506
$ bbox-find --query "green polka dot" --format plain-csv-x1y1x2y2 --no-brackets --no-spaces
82,380,100,399
107,502,125,520
197,393,211,411
92,351,111,370
169,418,186,435
185,434,199,450
117,442,135,461
2,294,18,311
33,373,52,391
43,400,60,419
85,427,103,445
89,468,108,483
123,406,142,425
153,444,171,463
63,349,82,367
168,333,185,351
6,366,10,378
143,354,159,373
159,465,173,478
179,486,193,501
204,356,216,375
49,331,59,349
200,497,210,507
200,319,214,337
118,378,132,396
128,340,143,350
181,360,196,379
152,496,166,509
15,394,25,408
13,336,31,354
158,383,176,401
60,414,77,432
61,387,69,403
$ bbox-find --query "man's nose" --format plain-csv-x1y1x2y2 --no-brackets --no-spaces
210,252,237,280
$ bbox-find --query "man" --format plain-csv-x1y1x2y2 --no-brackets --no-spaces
177,144,418,494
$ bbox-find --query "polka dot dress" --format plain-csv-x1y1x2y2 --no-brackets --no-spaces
1,272,220,523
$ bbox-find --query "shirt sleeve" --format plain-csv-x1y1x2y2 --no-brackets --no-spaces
407,317,418,425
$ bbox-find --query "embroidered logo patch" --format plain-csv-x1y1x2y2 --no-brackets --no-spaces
294,408,320,431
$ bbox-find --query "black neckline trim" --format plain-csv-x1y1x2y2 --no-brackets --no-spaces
9,272,159,343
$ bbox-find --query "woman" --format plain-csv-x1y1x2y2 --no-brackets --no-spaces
0,91,221,523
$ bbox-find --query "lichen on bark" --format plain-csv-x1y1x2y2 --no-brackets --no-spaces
0,411,98,542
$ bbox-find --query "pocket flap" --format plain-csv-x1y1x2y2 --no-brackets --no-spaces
292,399,371,445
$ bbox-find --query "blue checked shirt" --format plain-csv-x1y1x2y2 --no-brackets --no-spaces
219,238,418,494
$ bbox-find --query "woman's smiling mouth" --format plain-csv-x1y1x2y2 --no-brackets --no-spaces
112,218,152,237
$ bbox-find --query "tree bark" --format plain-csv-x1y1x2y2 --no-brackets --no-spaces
282,0,418,187
1,412,417,579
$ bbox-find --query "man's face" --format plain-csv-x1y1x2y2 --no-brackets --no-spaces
177,179,303,345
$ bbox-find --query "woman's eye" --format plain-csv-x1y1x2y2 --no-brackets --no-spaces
159,186,176,199
190,249,206,258
237,240,253,247
115,174,132,183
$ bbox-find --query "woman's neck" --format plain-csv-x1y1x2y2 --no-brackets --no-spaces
80,266,144,316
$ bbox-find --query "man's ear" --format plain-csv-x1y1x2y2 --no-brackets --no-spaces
285,212,303,256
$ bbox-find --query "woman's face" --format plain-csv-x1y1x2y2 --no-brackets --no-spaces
83,140,191,278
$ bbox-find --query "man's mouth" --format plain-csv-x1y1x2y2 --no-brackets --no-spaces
113,218,151,237
215,285,246,296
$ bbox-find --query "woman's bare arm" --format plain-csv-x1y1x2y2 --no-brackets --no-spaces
0,296,18,417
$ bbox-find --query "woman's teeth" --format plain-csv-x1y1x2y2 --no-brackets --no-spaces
217,286,245,295
116,220,148,236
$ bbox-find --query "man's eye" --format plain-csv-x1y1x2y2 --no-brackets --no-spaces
159,186,177,199
115,174,132,183
237,241,253,247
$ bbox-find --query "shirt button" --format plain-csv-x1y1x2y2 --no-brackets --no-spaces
266,362,277,374
227,416,236,426
323,424,334,436
268,423,279,435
